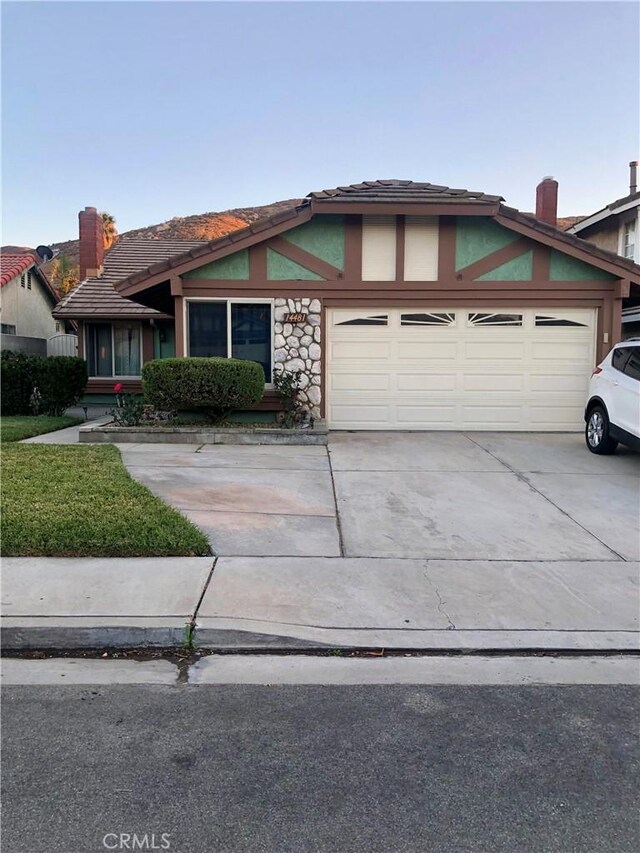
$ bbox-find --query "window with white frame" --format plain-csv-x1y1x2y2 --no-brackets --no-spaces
86,323,142,377
622,220,636,260
187,300,272,381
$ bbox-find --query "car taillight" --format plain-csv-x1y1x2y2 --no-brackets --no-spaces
591,366,603,376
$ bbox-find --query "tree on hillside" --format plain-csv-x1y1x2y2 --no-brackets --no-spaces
48,254,80,295
102,212,118,249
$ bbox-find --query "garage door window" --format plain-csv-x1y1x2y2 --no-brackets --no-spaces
468,312,523,327
535,314,588,327
334,314,388,326
401,312,456,326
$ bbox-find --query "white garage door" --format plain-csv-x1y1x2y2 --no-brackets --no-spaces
327,307,597,430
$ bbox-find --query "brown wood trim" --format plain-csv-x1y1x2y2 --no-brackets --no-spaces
612,297,623,345
249,243,267,279
456,237,533,281
395,215,405,282
494,213,637,280
312,202,501,217
116,207,314,297
86,378,143,394
267,235,342,280
344,214,362,280
77,323,85,360
174,296,185,357
183,279,616,296
616,278,631,298
532,245,550,280
170,275,182,296
323,297,604,308
437,216,456,280
142,323,154,363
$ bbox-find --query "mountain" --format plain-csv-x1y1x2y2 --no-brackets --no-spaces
2,199,302,274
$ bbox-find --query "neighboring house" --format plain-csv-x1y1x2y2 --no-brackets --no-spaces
53,183,640,431
0,253,71,354
568,161,640,338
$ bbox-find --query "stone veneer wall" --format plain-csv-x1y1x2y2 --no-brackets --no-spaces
274,297,322,419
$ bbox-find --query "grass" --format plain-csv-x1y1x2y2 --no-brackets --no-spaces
0,415,84,443
1,444,211,557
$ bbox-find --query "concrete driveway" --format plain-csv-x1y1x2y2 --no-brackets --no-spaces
123,432,639,562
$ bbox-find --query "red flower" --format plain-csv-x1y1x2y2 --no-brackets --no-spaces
113,383,124,393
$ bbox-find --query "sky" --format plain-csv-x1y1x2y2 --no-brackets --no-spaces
2,1,639,246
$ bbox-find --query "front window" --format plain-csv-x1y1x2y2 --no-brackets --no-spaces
87,323,141,377
623,221,636,260
187,301,272,381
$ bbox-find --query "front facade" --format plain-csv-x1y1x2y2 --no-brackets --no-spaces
54,181,640,431
0,254,64,354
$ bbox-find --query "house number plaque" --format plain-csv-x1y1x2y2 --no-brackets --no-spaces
285,312,307,323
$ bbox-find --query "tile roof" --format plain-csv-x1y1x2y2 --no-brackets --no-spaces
498,205,640,277
1,253,35,288
308,179,504,204
54,239,206,318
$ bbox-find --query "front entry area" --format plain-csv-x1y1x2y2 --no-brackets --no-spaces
326,307,597,430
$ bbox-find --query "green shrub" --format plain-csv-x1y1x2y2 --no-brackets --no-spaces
143,357,265,421
0,352,87,416
37,356,88,416
1,351,42,415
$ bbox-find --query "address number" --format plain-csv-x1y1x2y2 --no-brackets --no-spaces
285,312,307,323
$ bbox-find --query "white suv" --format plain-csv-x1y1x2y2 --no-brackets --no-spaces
585,340,640,454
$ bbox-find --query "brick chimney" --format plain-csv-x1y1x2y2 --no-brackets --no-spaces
535,177,558,227
78,206,104,280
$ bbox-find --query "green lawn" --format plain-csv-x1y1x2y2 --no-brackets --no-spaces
0,415,84,443
1,444,211,557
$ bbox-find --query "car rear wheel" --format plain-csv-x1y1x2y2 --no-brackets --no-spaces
585,405,618,454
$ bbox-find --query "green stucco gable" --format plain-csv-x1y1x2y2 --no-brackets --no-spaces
267,249,324,280
281,214,345,270
476,251,533,281
183,249,249,280
549,250,616,281
455,217,519,270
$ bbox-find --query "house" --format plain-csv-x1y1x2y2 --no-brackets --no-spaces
568,161,640,337
53,182,640,431
0,253,70,354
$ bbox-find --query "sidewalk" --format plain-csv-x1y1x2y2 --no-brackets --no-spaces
2,555,638,651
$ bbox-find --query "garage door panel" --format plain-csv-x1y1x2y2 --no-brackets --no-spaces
462,374,523,392
396,373,457,391
396,406,458,425
327,307,596,431
331,404,392,427
331,341,391,360
530,373,590,392
531,341,591,361
331,373,390,391
397,342,458,360
461,405,522,425
464,341,525,360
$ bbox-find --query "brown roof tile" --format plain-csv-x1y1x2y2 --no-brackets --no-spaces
53,239,205,318
308,179,504,204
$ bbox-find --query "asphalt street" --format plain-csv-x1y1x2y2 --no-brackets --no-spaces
3,682,639,853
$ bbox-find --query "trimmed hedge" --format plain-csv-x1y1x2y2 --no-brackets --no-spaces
1,351,88,416
142,357,265,420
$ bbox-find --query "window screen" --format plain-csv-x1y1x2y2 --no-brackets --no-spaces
188,302,227,358
231,303,271,380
